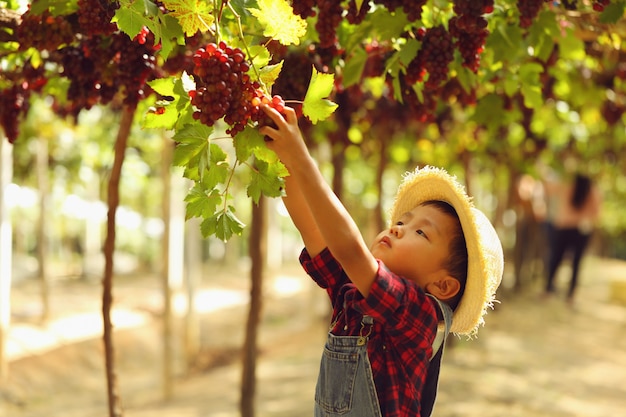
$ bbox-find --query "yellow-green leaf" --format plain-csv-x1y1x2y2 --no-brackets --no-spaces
303,67,338,124
260,61,283,92
249,0,307,46
162,0,214,36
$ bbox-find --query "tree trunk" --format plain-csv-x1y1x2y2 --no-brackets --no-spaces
240,196,266,417
160,135,187,399
102,105,136,417
184,215,202,369
36,136,50,324
0,137,13,380
160,134,173,400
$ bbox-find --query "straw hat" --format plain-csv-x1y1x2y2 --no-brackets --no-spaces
390,166,504,336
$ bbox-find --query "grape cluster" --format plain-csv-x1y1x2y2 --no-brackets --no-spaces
396,74,438,123
517,0,550,28
0,85,29,143
374,0,428,22
440,78,477,106
77,0,119,36
109,32,158,105
189,42,285,136
162,33,204,75
362,41,392,78
400,0,429,22
592,0,610,12
449,0,493,72
56,32,159,117
405,25,454,89
346,0,370,24
270,50,314,102
59,39,116,115
316,0,343,48
291,0,316,19
601,100,624,125
16,8,75,51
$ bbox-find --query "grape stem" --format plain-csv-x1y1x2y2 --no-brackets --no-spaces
225,1,264,91
221,157,240,213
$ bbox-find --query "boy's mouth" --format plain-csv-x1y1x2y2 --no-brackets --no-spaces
380,236,391,247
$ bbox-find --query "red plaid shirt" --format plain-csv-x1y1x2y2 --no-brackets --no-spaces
301,247,438,417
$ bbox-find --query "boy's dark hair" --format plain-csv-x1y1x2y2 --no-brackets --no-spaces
421,200,468,311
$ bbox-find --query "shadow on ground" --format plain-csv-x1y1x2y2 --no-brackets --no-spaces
2,256,626,417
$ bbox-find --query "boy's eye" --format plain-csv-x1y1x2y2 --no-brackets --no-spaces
416,229,427,238
396,221,404,226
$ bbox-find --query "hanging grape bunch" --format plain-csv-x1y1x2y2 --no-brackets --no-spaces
189,42,285,136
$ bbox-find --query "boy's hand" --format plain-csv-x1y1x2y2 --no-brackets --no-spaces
258,105,310,169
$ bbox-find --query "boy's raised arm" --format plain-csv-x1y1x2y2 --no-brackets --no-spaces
280,173,326,257
260,105,379,297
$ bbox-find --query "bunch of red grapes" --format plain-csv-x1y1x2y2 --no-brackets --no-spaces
0,85,29,144
449,0,493,72
77,0,119,36
16,8,74,51
405,25,455,88
592,0,611,11
189,42,285,136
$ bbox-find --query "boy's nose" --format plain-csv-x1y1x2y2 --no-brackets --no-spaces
390,225,403,237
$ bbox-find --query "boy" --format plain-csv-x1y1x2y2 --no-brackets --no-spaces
259,105,504,417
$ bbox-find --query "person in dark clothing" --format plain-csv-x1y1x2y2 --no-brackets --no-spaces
544,173,601,305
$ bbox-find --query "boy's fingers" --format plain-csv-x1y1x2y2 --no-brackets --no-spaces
283,106,298,124
261,104,282,122
259,125,277,139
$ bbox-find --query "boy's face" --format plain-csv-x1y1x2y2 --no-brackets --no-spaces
370,204,456,289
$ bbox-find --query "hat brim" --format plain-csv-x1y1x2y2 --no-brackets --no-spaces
390,166,503,336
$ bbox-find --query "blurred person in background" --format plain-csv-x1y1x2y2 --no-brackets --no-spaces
543,173,602,306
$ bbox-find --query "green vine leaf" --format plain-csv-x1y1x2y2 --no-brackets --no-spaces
202,208,246,241
249,0,307,46
116,0,184,58
200,144,229,190
162,0,215,36
30,0,76,16
599,2,625,24
247,159,287,204
184,184,221,220
144,77,190,129
302,67,338,124
172,123,212,180
342,46,367,88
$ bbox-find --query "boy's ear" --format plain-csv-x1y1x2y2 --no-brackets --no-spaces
427,276,461,300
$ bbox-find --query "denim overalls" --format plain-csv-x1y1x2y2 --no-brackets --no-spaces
314,295,453,417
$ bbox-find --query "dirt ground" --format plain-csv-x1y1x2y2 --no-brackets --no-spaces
2,255,626,417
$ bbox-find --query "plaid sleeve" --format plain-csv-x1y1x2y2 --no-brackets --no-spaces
299,247,350,296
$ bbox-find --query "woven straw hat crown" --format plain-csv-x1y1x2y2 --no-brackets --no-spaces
390,166,504,336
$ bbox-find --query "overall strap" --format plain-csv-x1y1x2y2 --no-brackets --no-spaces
426,294,453,360
420,295,453,417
